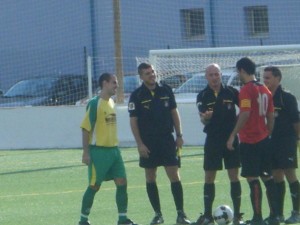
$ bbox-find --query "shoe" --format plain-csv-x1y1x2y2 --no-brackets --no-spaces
191,214,214,225
233,213,246,225
177,211,191,224
248,218,265,225
263,216,280,225
285,211,300,224
264,215,285,224
78,221,91,225
150,213,164,225
117,218,139,225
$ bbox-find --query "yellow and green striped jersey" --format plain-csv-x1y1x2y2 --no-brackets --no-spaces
80,97,118,147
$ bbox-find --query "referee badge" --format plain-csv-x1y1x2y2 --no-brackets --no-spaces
128,102,135,110
164,100,169,107
227,103,232,110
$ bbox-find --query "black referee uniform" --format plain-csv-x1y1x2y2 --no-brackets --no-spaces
128,82,179,168
271,85,300,169
196,84,240,171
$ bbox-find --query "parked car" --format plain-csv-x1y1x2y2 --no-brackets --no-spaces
160,74,191,89
0,75,90,107
75,74,141,105
173,69,240,103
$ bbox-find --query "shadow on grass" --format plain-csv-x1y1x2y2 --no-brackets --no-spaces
0,164,83,176
0,153,203,176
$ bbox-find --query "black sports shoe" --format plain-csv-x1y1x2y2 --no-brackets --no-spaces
264,216,280,225
176,211,191,224
150,213,164,225
233,213,246,225
191,214,214,225
285,211,300,224
248,218,265,225
117,218,139,225
78,221,91,225
264,215,285,224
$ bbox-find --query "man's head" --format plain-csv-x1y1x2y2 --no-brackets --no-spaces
205,63,222,90
263,66,282,92
98,72,118,97
236,57,256,83
138,62,156,87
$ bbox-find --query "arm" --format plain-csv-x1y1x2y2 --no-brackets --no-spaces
171,108,184,148
82,128,91,165
130,117,150,158
266,111,274,135
199,110,213,125
227,111,250,150
293,121,300,140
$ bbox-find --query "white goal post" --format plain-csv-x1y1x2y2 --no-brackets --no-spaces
137,44,300,102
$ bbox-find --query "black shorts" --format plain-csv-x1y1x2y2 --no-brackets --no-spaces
140,134,179,168
270,136,298,170
240,137,272,178
203,135,240,171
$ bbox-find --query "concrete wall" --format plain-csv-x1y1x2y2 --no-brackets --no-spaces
0,103,204,150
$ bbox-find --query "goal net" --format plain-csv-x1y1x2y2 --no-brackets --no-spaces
136,45,300,102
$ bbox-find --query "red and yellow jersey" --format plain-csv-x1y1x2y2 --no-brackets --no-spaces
239,81,274,143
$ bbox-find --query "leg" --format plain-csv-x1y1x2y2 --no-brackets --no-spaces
247,177,263,221
285,168,300,212
145,168,161,214
228,168,242,217
165,166,191,224
80,184,100,223
273,169,285,218
204,170,217,218
114,178,128,223
145,168,165,225
261,176,281,225
284,168,300,224
165,166,183,212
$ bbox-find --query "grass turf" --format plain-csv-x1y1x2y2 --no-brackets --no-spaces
0,147,298,225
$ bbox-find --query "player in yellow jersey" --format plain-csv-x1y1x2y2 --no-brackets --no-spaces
78,73,138,225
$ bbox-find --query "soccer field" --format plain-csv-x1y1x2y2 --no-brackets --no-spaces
0,147,298,225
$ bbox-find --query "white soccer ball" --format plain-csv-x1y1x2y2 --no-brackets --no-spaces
213,205,234,225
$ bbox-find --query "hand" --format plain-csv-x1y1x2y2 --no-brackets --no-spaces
137,143,150,158
82,151,91,165
200,110,213,121
176,136,184,149
226,135,235,151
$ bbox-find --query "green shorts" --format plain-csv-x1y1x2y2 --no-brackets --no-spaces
88,146,126,186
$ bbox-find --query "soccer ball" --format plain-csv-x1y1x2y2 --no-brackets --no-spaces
213,205,234,225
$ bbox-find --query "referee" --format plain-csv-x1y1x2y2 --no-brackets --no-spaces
192,64,243,225
263,66,300,224
128,63,190,225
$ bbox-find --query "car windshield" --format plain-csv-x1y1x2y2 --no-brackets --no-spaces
4,78,56,97
174,73,232,94
174,75,207,93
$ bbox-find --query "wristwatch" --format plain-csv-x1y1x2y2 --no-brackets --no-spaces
176,133,183,138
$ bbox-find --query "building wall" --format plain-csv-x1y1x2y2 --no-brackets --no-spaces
0,0,299,91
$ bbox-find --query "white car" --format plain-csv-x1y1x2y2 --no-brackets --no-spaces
174,69,240,103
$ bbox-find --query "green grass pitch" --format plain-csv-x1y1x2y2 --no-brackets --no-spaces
0,147,298,225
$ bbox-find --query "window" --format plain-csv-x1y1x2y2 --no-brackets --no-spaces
181,8,205,40
245,6,269,37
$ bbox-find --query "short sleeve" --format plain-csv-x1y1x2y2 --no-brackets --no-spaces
239,88,251,112
128,92,139,117
196,91,206,113
286,93,300,123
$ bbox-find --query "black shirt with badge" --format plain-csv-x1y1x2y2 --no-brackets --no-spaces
272,85,300,139
128,82,177,138
196,84,239,138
